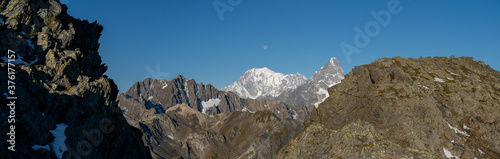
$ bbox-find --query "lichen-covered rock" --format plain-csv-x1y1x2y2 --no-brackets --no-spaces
278,56,500,158
0,0,151,158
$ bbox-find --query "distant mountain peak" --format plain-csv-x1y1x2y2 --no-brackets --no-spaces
251,67,272,72
222,67,307,99
222,57,344,108
329,57,338,66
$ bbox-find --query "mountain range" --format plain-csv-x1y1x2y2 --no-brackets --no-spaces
222,57,345,108
117,75,307,120
115,57,343,158
117,76,307,158
221,67,307,99
2,0,500,158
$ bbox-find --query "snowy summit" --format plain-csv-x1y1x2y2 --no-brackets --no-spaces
221,67,307,99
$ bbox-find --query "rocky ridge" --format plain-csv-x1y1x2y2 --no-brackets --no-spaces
118,75,307,121
0,0,151,158
278,56,500,158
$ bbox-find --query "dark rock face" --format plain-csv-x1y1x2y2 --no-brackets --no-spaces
278,56,500,158
0,0,151,158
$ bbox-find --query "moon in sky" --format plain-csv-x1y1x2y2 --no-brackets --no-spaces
263,45,269,50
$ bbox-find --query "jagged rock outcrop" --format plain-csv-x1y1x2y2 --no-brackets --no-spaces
274,57,344,107
132,104,302,159
278,56,500,158
118,75,306,121
0,0,151,158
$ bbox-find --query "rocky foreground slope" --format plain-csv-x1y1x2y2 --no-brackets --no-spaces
278,56,500,158
128,103,301,159
0,0,150,158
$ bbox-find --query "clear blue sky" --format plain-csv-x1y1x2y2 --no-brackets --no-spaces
64,0,500,93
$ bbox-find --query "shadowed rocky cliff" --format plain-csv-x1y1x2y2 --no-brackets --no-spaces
0,0,151,158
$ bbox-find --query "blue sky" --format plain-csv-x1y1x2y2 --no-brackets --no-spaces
64,0,500,93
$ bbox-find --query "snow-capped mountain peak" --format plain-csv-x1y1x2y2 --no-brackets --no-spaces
312,57,344,87
223,57,344,108
222,67,307,99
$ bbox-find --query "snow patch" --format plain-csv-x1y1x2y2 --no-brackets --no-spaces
328,57,337,67
446,77,454,80
327,80,341,88
463,124,470,130
201,98,221,114
422,85,430,90
167,135,174,140
434,77,445,82
184,80,189,98
121,106,128,114
162,83,168,89
478,148,484,154
417,82,433,91
291,110,298,119
264,104,270,109
27,36,36,49
447,70,459,76
446,121,469,136
314,88,329,108
443,147,459,159
475,77,482,82
1,55,38,66
148,96,153,100
50,123,69,159
242,107,254,113
32,145,50,151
